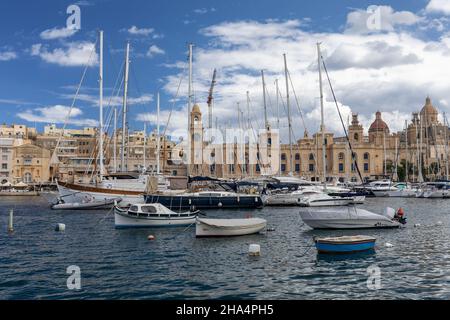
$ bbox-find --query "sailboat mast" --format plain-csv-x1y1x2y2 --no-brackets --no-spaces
157,92,161,175
405,120,408,182
383,131,387,176
283,54,293,176
143,122,146,172
121,42,130,172
275,79,281,176
261,70,269,130
187,43,193,177
99,30,104,180
419,112,424,182
317,43,326,184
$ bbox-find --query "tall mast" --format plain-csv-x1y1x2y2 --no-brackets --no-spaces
187,43,193,177
275,79,281,176
317,43,326,185
113,106,117,173
121,42,130,172
157,91,161,175
394,136,398,181
445,113,449,180
261,70,269,130
246,91,252,177
405,120,408,182
283,54,293,176
383,131,387,176
143,122,146,172
418,112,424,182
98,30,104,180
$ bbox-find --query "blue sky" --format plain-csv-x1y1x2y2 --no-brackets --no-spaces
1,0,449,141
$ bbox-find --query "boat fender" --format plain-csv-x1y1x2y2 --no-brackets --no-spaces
249,244,261,256
148,235,155,241
218,202,223,208
189,199,192,205
255,197,259,202
55,223,66,232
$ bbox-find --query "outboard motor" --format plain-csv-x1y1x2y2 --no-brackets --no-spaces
394,207,407,225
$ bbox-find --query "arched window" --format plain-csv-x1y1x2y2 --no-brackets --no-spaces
281,153,286,160
354,133,359,141
309,153,314,161
338,152,345,160
23,172,32,183
364,152,370,160
295,153,300,160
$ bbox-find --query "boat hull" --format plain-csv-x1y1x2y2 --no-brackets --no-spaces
299,209,402,229
58,182,144,207
264,193,301,206
145,194,263,210
196,218,267,237
114,208,197,228
315,237,376,253
299,198,352,207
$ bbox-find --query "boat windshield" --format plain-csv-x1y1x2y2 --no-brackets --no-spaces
141,205,157,213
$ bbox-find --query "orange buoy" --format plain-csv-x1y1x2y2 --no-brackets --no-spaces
397,207,404,216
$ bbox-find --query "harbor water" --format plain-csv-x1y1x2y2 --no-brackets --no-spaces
1,195,450,299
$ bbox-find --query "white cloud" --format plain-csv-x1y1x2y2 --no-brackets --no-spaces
30,42,98,67
17,105,98,127
40,27,78,40
161,14,450,141
0,51,17,61
147,45,165,58
426,0,450,15
345,5,422,34
59,92,153,107
126,26,154,36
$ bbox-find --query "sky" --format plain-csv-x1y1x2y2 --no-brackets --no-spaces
1,0,450,143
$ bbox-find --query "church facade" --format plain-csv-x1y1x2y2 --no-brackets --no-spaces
186,97,450,182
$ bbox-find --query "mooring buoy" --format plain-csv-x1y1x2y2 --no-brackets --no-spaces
249,244,261,256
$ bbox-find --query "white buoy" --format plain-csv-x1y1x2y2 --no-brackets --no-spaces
249,244,261,256
148,235,155,241
218,202,223,208
7,209,13,233
414,223,421,228
55,223,66,232
437,221,443,226
385,242,394,248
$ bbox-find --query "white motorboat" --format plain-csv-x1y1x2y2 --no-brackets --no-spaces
196,218,267,237
114,203,198,228
52,197,122,210
299,193,354,207
367,180,398,197
299,206,407,229
418,182,450,198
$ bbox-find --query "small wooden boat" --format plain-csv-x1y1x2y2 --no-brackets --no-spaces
314,235,376,254
51,198,122,210
114,203,198,228
196,218,267,237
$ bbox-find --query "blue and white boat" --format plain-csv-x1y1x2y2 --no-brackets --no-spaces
314,235,376,254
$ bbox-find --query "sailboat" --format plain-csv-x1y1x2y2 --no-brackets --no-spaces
55,36,149,208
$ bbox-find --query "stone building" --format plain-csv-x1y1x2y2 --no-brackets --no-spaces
185,97,450,182
12,144,51,184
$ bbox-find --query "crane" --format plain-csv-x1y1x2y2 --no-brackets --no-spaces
207,69,217,129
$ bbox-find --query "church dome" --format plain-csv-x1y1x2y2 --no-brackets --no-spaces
192,104,201,114
420,96,437,116
369,111,389,133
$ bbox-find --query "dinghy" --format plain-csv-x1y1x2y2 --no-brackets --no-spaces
51,198,122,210
299,206,406,229
196,217,267,237
114,203,198,228
314,235,376,254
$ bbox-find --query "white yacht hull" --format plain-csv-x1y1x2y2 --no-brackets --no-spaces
196,218,267,237
265,193,301,206
299,208,402,229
